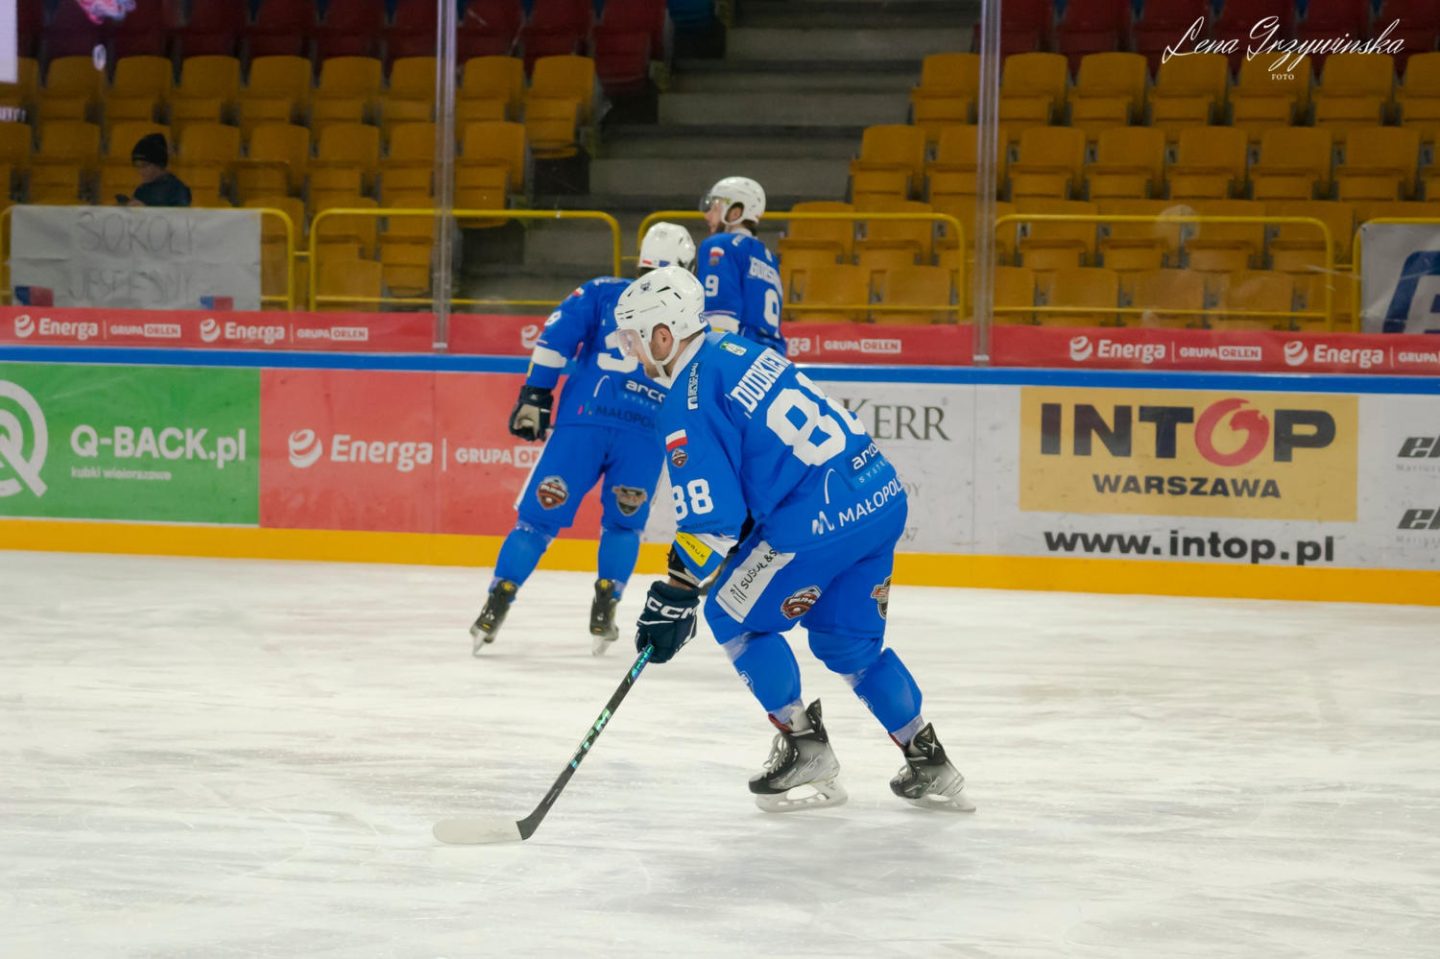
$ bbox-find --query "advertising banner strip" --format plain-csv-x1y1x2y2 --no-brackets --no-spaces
0,362,260,523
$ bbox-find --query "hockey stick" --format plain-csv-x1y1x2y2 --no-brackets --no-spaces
433,643,655,845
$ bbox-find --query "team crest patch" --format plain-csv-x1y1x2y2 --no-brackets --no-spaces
871,576,891,620
670,448,688,467
781,586,822,619
666,429,688,467
708,247,725,265
536,475,569,509
612,485,649,517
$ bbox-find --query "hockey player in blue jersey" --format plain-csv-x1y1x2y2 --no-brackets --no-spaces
697,176,785,354
469,223,697,657
612,266,974,813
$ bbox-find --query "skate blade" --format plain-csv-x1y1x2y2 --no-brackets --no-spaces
469,625,497,656
590,629,619,656
902,789,976,813
754,779,848,814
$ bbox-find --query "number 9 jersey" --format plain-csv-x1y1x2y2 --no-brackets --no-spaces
526,277,666,435
662,331,906,582
697,233,785,355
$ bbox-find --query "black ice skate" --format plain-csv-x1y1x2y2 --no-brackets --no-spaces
748,700,848,813
589,578,620,656
890,723,976,812
470,580,518,655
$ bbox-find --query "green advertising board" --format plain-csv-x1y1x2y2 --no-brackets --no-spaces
0,363,259,524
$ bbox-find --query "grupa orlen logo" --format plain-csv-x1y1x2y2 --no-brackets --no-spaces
0,379,49,499
288,429,324,469
1069,335,1094,363
199,318,221,343
1284,341,1308,367
14,315,35,339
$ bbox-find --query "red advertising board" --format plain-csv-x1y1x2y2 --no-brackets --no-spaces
258,369,602,537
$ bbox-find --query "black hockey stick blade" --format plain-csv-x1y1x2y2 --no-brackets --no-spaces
433,644,655,845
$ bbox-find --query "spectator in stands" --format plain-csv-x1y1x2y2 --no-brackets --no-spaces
123,134,191,208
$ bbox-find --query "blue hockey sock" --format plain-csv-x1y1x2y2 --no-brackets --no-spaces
596,525,641,592
719,631,803,715
848,648,923,737
491,521,554,591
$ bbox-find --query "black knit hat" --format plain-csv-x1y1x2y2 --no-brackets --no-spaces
132,133,168,168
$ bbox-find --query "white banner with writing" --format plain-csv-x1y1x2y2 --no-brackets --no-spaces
1357,222,1440,334
9,205,261,311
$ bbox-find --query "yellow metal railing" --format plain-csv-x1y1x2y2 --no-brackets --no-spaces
993,213,1338,331
637,209,967,321
307,207,622,311
1352,217,1440,332
1,205,298,311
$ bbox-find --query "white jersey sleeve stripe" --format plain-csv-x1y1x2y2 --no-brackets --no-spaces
530,346,568,369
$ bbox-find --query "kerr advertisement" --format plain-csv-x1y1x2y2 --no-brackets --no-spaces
0,363,259,523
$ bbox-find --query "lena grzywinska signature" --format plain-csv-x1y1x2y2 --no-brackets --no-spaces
1163,16,1406,74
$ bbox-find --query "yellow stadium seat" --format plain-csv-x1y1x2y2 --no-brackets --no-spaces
461,57,525,119
39,56,103,121
106,56,173,127
1230,58,1312,144
993,265,1036,324
858,247,921,295
856,197,934,260
457,97,509,126
0,123,32,180
790,264,869,321
1397,53,1440,147
928,194,1008,255
1335,126,1421,201
781,246,842,300
236,123,310,199
1215,270,1295,329
238,56,312,135
381,121,435,196
778,200,856,260
1293,272,1353,329
1041,267,1119,326
311,121,380,195
1129,269,1206,328
1313,53,1395,137
1069,53,1148,138
317,256,384,311
1354,199,1435,227
1015,198,1098,268
460,120,527,194
874,266,953,324
1097,197,1183,264
1103,244,1164,275
173,56,241,125
1186,198,1267,266
1250,127,1333,200
1009,125,1086,199
245,194,306,241
380,242,433,298
34,120,101,175
1167,125,1247,199
0,58,39,117
523,97,579,158
1268,200,1354,267
314,194,379,258
1149,53,1228,140
382,57,436,135
1085,126,1166,199
910,53,979,143
849,124,927,201
1000,53,1069,129
176,121,241,185
315,56,383,106
925,124,1009,199
530,56,597,125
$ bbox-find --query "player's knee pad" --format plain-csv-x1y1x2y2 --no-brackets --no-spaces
807,630,884,677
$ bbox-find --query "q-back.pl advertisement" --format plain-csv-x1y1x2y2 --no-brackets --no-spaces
0,363,259,523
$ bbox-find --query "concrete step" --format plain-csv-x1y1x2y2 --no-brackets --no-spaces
602,131,859,159
589,155,850,200
725,25,970,61
658,90,907,127
670,65,917,94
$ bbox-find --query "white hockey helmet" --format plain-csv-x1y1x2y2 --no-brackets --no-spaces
700,176,766,224
637,221,697,272
613,265,708,387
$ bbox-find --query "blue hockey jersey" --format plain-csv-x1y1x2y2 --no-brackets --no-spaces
697,232,786,354
525,277,666,436
660,331,906,581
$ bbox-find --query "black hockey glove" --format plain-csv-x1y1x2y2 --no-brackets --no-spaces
508,385,553,441
636,580,700,664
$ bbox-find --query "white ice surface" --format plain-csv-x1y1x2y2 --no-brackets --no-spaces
2,551,1439,959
